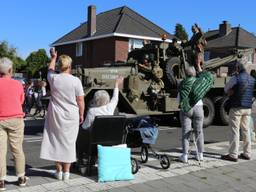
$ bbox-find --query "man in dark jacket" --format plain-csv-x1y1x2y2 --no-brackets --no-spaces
221,58,255,162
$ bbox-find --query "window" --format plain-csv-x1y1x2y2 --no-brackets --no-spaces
246,53,253,64
129,39,144,52
76,42,83,57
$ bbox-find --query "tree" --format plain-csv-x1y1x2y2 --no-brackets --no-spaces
0,41,26,73
174,23,188,41
26,49,49,78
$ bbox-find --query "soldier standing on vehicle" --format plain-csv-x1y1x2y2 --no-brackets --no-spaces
183,24,207,71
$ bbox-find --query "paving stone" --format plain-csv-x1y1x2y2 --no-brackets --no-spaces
63,185,92,192
162,176,187,185
191,171,228,186
105,187,135,192
64,177,94,186
170,167,190,175
167,183,198,192
232,185,255,192
141,173,163,181
138,167,159,174
146,179,173,189
129,174,148,184
128,183,161,192
26,176,49,186
5,190,19,192
18,185,48,192
42,181,69,191
107,180,132,188
85,182,112,191
6,144,256,192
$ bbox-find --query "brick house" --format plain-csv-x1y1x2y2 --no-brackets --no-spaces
204,21,256,66
51,5,175,68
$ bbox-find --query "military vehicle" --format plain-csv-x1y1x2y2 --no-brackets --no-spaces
80,41,254,127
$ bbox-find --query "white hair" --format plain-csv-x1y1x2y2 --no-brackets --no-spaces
237,57,248,72
185,66,196,77
0,57,13,75
92,90,110,107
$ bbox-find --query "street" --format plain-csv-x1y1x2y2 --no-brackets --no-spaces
7,118,230,170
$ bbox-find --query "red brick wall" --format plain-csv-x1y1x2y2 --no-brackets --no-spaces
55,36,129,68
89,37,115,67
115,37,129,62
55,43,86,68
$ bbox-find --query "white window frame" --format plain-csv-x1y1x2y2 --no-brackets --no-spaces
76,42,83,57
129,38,144,52
246,53,253,64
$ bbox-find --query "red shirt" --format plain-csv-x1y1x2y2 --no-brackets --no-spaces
0,77,25,120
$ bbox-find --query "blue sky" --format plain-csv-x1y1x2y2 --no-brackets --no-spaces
1,0,255,58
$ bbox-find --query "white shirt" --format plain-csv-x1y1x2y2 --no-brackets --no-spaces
82,88,119,129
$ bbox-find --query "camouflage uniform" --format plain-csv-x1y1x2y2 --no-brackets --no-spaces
188,25,207,70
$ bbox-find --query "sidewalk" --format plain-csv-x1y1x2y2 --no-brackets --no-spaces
5,141,256,192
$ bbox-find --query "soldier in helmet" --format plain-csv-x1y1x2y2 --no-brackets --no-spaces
138,54,152,73
167,38,181,57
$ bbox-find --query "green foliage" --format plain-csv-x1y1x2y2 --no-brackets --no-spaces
0,41,26,72
25,49,49,77
175,23,188,41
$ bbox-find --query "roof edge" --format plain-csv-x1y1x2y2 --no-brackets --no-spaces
51,32,171,46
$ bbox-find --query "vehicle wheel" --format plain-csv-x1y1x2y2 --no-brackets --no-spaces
219,96,229,125
203,97,215,128
140,145,148,163
160,155,170,169
165,57,185,88
131,157,139,174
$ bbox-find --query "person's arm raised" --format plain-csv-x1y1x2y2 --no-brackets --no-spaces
48,48,57,71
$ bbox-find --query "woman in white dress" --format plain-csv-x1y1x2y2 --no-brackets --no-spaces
40,49,84,180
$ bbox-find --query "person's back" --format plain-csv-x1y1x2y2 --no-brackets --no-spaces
40,52,85,181
48,72,81,113
230,71,255,108
0,57,27,191
0,78,24,119
221,58,255,162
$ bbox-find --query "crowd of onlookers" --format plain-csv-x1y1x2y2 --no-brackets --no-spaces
23,79,48,117
1,46,256,191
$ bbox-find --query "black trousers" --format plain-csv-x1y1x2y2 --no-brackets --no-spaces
76,128,90,161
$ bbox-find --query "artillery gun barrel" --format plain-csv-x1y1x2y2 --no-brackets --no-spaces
204,55,238,70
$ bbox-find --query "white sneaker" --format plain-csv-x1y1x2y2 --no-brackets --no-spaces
196,153,204,161
54,171,63,180
179,154,188,163
63,172,70,181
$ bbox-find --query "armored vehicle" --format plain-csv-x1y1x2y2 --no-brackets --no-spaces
81,41,254,127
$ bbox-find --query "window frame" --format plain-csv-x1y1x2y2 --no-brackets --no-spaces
76,42,83,57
